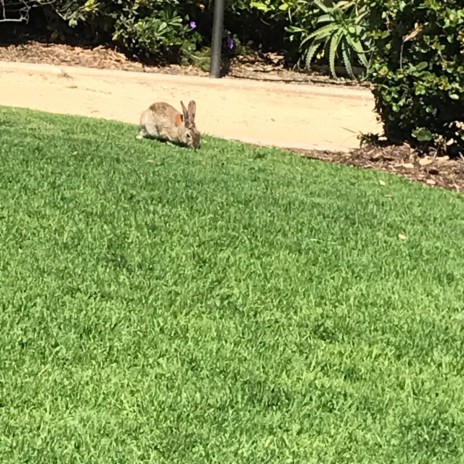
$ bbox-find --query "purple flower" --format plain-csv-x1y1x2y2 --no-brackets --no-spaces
189,21,197,30
227,35,235,50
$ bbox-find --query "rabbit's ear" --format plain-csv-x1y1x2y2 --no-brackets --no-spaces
180,101,189,124
188,100,197,124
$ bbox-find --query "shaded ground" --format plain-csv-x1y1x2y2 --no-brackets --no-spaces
0,40,462,192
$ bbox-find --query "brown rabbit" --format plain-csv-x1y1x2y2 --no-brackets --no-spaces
136,100,200,149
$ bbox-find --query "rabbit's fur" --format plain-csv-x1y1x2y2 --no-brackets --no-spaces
137,100,200,149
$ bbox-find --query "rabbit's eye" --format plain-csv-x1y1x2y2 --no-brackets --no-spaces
187,132,192,139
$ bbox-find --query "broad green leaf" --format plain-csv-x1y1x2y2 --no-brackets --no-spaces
316,14,335,24
415,61,429,71
305,42,322,69
250,1,271,12
412,127,434,142
341,39,355,78
314,0,330,13
329,29,344,77
306,23,338,41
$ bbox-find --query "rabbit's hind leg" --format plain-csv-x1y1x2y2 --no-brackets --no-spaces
137,118,160,140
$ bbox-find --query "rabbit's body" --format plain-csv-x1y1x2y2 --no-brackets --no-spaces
137,100,200,149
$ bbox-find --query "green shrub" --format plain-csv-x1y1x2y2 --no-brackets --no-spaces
31,0,368,73
364,0,464,155
37,0,298,64
286,0,370,78
45,0,201,60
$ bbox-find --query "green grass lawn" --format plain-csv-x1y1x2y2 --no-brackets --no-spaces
1,106,464,463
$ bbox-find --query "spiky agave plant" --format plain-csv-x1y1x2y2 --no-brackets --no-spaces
299,0,371,79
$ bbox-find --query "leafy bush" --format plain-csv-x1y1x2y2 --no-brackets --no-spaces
287,0,370,78
44,0,202,60
37,0,289,62
364,0,464,155
29,0,370,74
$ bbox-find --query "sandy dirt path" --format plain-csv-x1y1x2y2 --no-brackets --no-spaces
0,61,381,151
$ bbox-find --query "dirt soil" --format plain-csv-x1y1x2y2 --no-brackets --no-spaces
0,40,463,192
0,40,368,88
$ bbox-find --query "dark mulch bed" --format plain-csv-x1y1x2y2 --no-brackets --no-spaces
290,143,464,193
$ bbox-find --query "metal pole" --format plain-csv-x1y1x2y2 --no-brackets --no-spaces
210,0,225,78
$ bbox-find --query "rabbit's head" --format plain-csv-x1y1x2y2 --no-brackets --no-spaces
179,100,201,149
